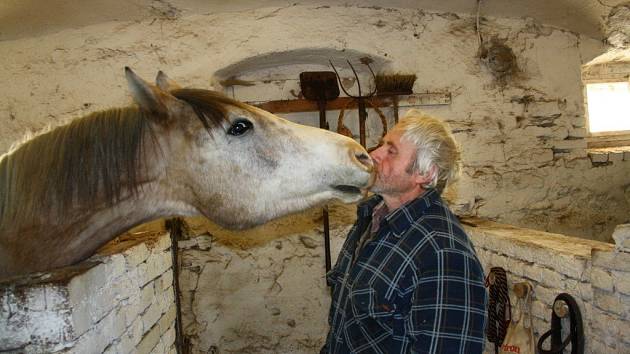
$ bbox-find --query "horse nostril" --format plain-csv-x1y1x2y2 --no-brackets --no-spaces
355,152,374,171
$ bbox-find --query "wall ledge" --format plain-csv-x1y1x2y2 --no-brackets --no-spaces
462,216,614,259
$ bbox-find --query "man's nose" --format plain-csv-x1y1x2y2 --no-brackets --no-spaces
369,146,383,162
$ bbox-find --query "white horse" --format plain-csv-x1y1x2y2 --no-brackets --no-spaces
0,68,374,278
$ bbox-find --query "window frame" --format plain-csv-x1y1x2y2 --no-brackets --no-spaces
583,78,630,149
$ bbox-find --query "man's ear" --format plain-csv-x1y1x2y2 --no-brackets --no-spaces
125,67,181,124
414,165,437,187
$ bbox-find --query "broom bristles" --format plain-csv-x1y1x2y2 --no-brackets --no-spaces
375,74,417,95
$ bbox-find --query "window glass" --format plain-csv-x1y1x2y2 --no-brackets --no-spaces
586,82,630,133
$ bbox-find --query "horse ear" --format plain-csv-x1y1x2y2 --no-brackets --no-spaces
125,67,171,121
156,71,182,91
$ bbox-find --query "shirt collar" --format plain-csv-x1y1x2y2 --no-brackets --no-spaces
357,188,441,237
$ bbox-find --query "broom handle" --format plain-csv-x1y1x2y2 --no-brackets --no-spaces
358,99,367,148
318,100,332,273
393,95,400,124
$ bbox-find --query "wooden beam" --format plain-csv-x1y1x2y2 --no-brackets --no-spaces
248,93,451,114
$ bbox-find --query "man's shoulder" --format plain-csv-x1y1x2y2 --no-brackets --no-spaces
403,203,475,253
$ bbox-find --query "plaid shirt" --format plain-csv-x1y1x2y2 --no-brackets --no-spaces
324,189,488,353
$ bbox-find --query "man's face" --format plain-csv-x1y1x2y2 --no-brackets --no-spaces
369,129,418,196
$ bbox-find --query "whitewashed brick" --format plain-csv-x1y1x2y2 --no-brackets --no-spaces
117,331,136,354
588,151,609,163
162,325,176,349
524,264,543,282
567,127,587,138
161,270,174,291
124,243,150,268
158,305,177,334
159,286,175,314
508,260,529,277
609,151,624,163
554,139,587,150
123,294,143,328
145,252,171,282
533,285,555,305
135,262,151,287
44,286,68,311
578,282,593,301
539,267,564,288
531,300,549,320
531,317,549,334
592,250,630,272
140,283,155,312
153,338,166,354
70,300,93,337
67,264,106,308
88,283,119,325
136,322,161,354
588,339,617,354
106,254,127,281
129,317,144,347
154,233,172,252
612,224,630,252
24,286,47,311
142,302,162,330
593,312,622,348
591,268,614,291
489,252,510,270
594,290,624,315
71,306,118,354
112,275,135,302
103,341,120,354
612,270,630,295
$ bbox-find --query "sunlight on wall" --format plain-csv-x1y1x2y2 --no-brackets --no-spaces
586,82,630,133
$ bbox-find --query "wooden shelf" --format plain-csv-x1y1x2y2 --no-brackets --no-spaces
247,92,451,114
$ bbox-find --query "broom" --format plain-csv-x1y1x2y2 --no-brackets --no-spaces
374,73,417,123
375,73,417,95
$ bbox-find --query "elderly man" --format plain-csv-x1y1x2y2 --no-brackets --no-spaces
323,110,487,353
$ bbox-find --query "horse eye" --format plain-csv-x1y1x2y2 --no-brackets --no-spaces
228,119,253,136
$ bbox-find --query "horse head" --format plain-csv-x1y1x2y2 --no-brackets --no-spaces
126,68,374,229
0,68,375,277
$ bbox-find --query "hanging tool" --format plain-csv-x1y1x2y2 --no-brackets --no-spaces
485,267,511,354
374,73,417,124
537,293,584,354
299,71,340,273
329,57,377,148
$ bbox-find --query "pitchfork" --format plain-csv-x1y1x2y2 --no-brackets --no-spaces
329,57,377,148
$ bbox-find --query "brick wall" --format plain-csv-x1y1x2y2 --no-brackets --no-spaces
3,219,629,354
468,218,630,354
0,232,176,354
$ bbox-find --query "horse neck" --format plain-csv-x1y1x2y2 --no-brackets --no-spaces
0,178,198,278
0,126,198,278
61,184,197,256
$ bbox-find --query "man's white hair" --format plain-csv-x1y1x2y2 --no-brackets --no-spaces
394,109,461,190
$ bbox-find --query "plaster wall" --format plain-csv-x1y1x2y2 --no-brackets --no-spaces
1,5,627,242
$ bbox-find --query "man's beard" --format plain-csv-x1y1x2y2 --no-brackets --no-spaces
369,172,414,195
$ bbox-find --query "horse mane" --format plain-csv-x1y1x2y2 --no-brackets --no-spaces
0,107,153,228
170,88,257,130
0,88,247,230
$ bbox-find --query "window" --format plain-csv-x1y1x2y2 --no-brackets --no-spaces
582,48,630,149
585,82,630,134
